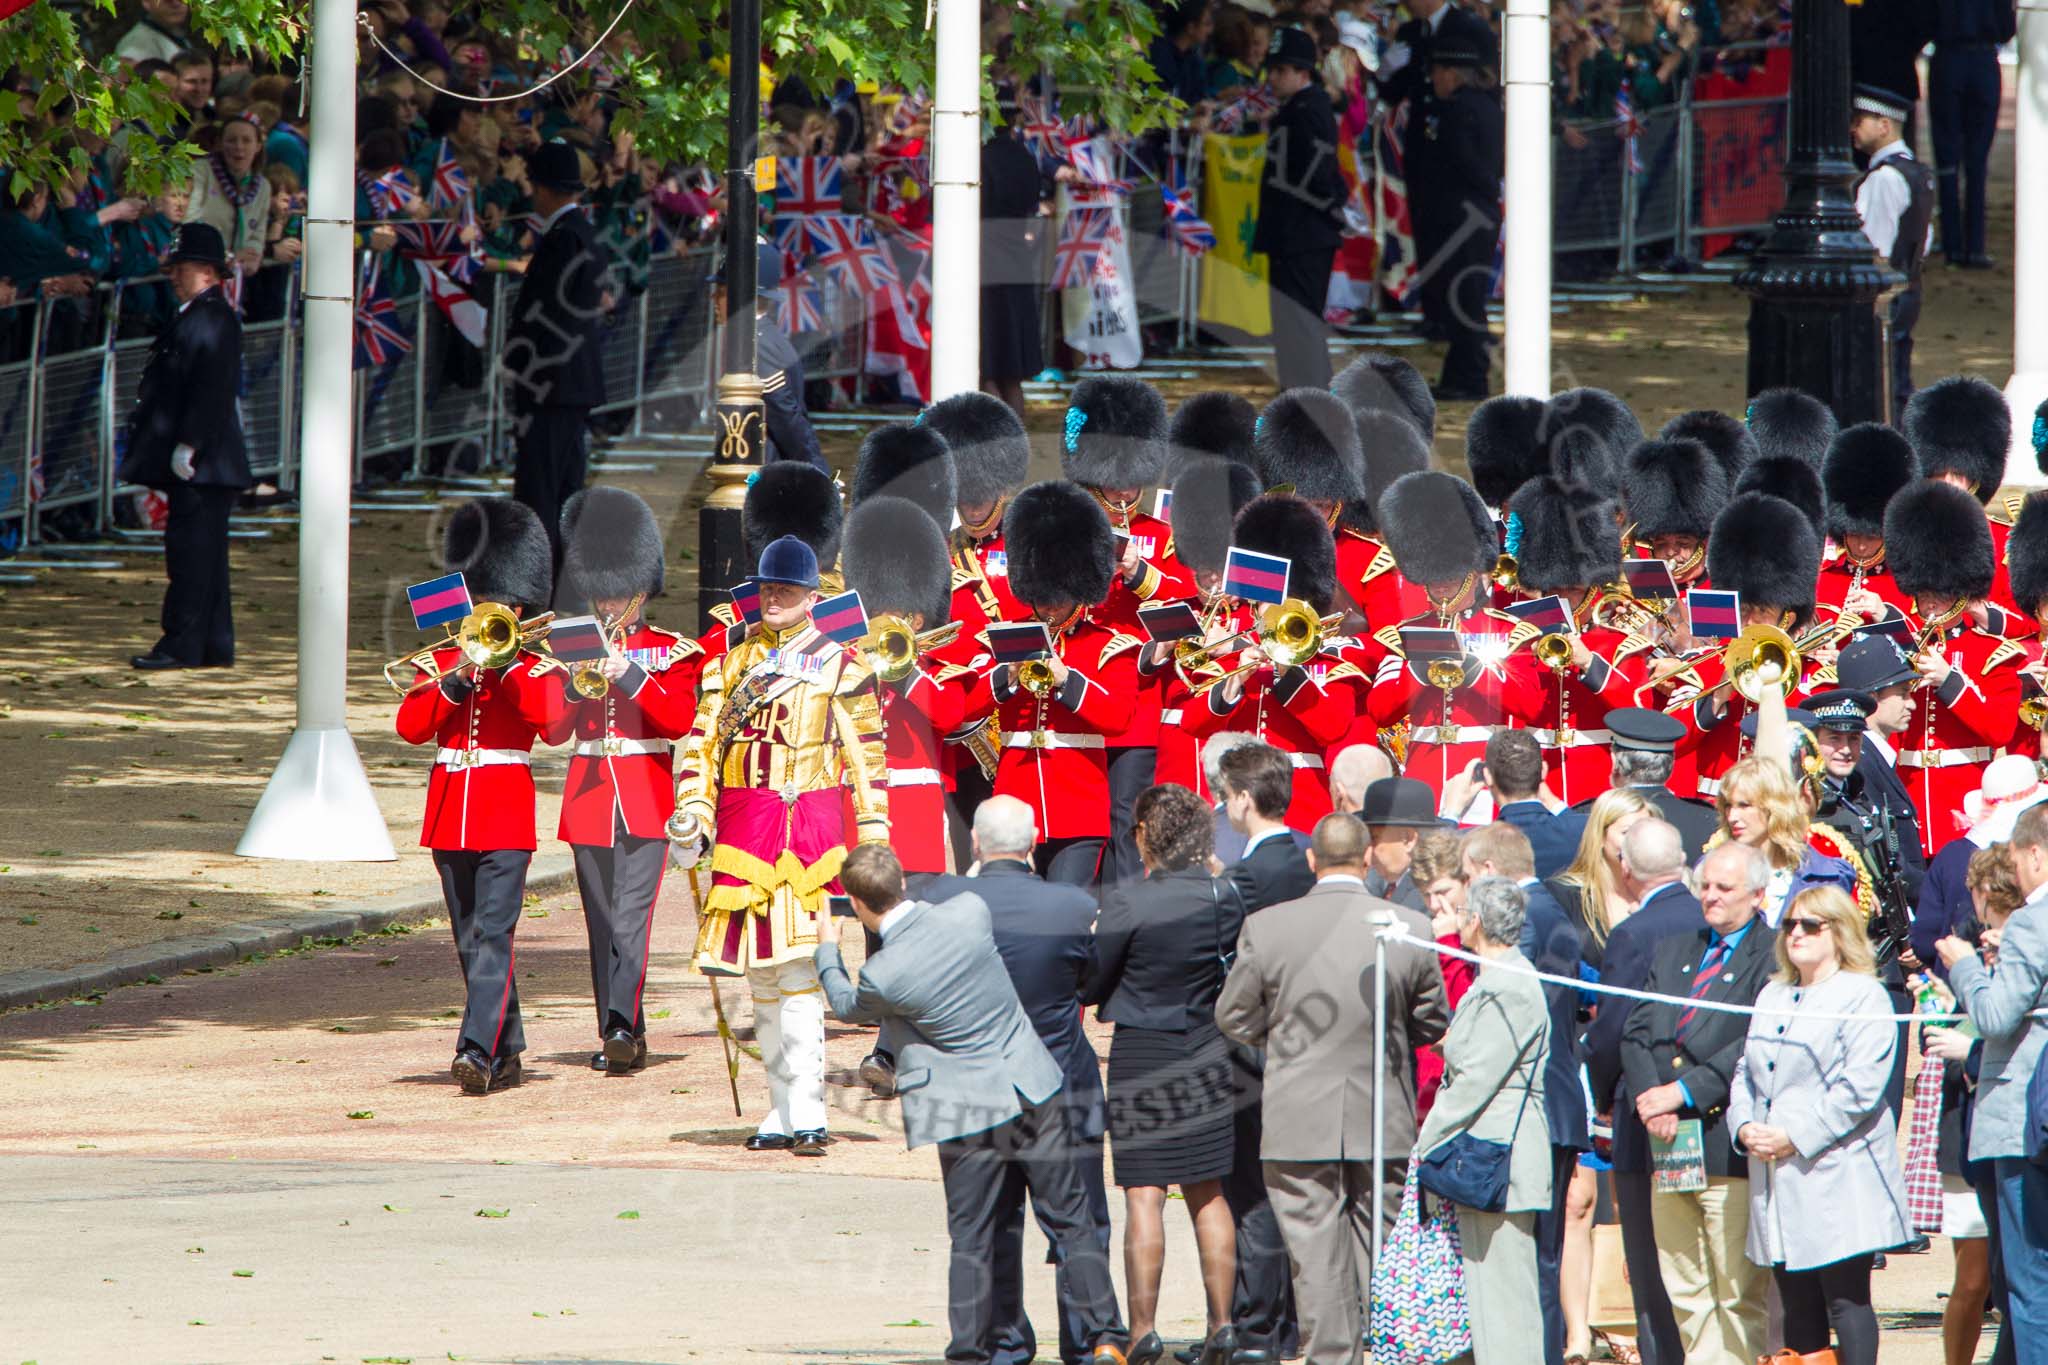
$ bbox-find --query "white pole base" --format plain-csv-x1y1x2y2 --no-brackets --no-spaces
2005,371,2048,490
235,726,398,862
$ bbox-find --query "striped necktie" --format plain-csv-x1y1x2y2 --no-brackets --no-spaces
1676,939,1731,1036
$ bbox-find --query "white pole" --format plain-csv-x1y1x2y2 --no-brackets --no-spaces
1502,0,1553,397
2005,6,2048,487
1371,908,1391,1266
927,0,981,403
238,0,396,861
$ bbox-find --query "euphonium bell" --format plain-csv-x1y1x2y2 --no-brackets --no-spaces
1726,623,1800,704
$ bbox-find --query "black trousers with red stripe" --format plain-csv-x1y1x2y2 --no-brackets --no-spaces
434,849,531,1061
571,819,667,1038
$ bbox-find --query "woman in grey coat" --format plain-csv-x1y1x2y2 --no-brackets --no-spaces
1414,876,1554,1365
1727,885,1908,1365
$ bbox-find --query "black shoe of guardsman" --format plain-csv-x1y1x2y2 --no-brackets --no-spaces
490,1052,522,1090
452,1047,493,1095
859,1049,897,1097
602,1028,647,1074
791,1129,831,1157
744,1133,796,1152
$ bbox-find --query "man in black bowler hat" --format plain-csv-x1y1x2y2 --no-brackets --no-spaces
1358,775,1440,914
502,138,613,570
1254,26,1346,392
1574,708,1719,860
122,222,251,670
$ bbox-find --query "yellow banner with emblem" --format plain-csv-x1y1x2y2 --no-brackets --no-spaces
1198,133,1270,338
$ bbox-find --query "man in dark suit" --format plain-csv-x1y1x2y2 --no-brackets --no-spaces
123,223,251,670
1571,709,1719,860
1216,743,1315,1361
1479,730,1586,880
1461,821,1587,1365
1360,776,1438,914
922,796,1120,1365
502,138,612,570
1584,819,1702,1365
818,844,1127,1365
1620,840,1778,1365
1253,26,1346,391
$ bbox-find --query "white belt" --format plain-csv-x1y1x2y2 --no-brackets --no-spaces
1696,777,1722,798
1530,727,1612,747
1288,753,1325,770
1410,726,1494,745
1002,731,1107,750
1897,746,1994,769
435,747,531,770
888,767,943,787
573,737,674,758
1161,709,1184,725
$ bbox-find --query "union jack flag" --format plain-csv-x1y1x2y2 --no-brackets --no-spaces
774,155,845,219
1374,103,1420,306
1615,86,1645,175
353,257,414,369
778,277,825,334
1162,160,1216,256
806,214,899,298
1211,84,1280,134
1066,137,1133,208
1050,207,1114,290
1014,91,1066,169
770,213,814,268
390,218,480,285
364,167,420,218
428,138,471,208
886,91,932,136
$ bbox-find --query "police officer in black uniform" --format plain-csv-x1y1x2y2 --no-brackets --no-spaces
503,138,613,569
122,223,252,670
1254,26,1346,391
1850,83,1935,421
1569,708,1720,860
1417,32,1504,401
712,240,826,470
1928,0,2015,268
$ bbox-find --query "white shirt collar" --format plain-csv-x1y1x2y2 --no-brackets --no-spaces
1425,5,1448,32
876,901,914,939
1319,873,1366,887
1866,730,1896,766
1872,138,1910,163
1243,826,1290,856
2025,880,2048,910
541,199,582,232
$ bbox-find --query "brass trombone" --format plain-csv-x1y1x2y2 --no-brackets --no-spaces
863,615,964,684
1189,599,1344,697
1661,616,1857,711
383,603,556,695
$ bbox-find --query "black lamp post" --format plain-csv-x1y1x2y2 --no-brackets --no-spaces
1733,0,1901,424
698,0,765,630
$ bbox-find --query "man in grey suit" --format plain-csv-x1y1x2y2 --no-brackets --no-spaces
818,845,1127,1365
1216,813,1450,1365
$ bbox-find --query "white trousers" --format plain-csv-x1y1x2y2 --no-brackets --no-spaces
748,959,827,1136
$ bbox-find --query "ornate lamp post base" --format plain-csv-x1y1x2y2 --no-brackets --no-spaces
698,372,763,627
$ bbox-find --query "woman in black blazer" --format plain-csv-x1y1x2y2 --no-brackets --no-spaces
1082,783,1243,1365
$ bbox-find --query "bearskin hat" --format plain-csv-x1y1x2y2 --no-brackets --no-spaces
920,391,1031,508
1254,388,1366,505
560,486,664,603
742,460,844,566
1542,387,1642,478
1734,455,1825,541
1623,439,1731,540
1003,480,1115,607
1377,471,1496,587
1823,423,1918,541
842,496,953,627
1507,477,1620,593
2005,491,2048,617
853,422,956,527
1885,480,1996,600
1166,391,1260,479
1706,493,1822,622
1548,425,1620,502
1332,352,1437,440
443,498,553,612
1465,394,1549,507
1171,457,1263,576
1061,375,1167,490
1348,407,1435,534
1233,493,1339,614
1904,376,2009,503
1660,409,1758,482
1746,387,1838,470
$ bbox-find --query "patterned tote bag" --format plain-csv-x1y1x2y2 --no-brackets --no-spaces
1369,1162,1473,1365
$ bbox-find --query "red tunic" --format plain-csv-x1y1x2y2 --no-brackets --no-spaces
1894,620,2024,853
395,648,568,851
1334,528,1424,640
986,617,1141,839
1092,508,1196,752
1181,643,1368,832
1814,544,1912,622
1366,608,1547,798
546,624,702,846
1529,625,1655,807
879,661,972,873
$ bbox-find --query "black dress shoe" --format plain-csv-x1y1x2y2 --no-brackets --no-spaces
791,1129,831,1157
1127,1330,1165,1364
491,1053,522,1089
744,1133,795,1152
131,652,199,670
858,1049,897,1097
602,1028,647,1074
451,1047,493,1095
589,1050,610,1072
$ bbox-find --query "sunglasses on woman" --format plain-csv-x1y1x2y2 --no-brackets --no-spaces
1783,916,1832,936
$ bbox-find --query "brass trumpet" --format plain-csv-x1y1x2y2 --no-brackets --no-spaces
1490,554,1520,593
2021,694,2048,731
1018,657,1058,698
863,615,965,683
567,593,647,700
383,603,555,694
1533,632,1575,671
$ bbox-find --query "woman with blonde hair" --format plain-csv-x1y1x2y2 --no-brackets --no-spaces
1713,750,1861,928
1727,885,1908,1365
1549,786,1654,971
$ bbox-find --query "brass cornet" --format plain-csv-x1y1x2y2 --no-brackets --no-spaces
566,593,646,700
1018,658,1058,698
1534,632,1575,671
1490,554,1520,594
383,603,555,695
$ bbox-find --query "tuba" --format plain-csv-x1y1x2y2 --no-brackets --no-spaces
383,603,555,694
